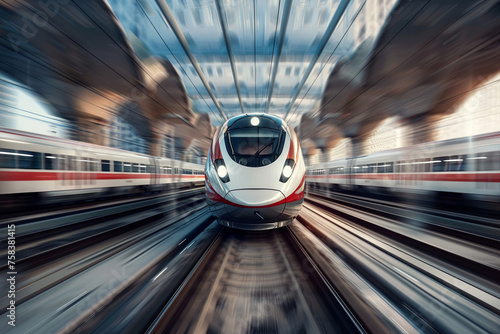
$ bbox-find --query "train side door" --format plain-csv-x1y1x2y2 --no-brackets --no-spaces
347,158,355,190
149,157,160,186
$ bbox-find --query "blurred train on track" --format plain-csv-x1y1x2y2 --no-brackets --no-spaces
0,127,205,208
307,132,500,205
205,114,305,230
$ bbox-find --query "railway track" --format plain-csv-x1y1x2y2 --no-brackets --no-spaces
148,228,365,334
0,190,216,334
297,196,500,333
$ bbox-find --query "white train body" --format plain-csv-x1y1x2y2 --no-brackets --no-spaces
205,114,305,230
0,127,204,204
307,132,500,201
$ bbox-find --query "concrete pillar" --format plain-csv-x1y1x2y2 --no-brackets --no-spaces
148,132,163,158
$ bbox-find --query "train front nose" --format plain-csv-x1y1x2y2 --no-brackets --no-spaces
224,189,285,222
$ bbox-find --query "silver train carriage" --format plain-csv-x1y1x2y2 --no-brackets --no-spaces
0,127,205,206
306,132,500,204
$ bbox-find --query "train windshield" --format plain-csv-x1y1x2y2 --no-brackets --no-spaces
224,116,286,167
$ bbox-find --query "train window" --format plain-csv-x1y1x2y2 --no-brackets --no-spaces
376,163,384,173
224,115,286,167
174,168,179,174
0,149,17,168
384,162,393,173
88,158,96,172
81,158,89,171
369,164,377,173
139,164,146,173
132,163,139,173
421,159,430,173
123,162,131,173
58,156,66,170
18,151,42,169
114,161,122,172
67,156,75,171
412,160,422,173
476,152,500,171
101,160,110,172
445,155,465,171
44,154,57,170
432,157,447,172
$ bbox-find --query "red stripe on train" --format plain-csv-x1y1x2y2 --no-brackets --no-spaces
0,171,204,182
206,174,305,208
307,173,500,182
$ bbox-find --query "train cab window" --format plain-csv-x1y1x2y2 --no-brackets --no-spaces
101,160,110,172
224,115,286,167
132,163,139,173
123,162,131,173
0,149,17,168
18,151,42,169
114,161,122,172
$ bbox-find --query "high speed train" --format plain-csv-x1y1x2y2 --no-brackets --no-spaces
307,131,500,204
0,127,204,207
205,114,305,230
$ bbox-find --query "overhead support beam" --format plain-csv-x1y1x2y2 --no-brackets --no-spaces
265,0,293,113
215,0,244,114
155,0,228,122
284,0,351,121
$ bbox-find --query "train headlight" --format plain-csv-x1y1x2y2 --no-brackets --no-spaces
280,159,295,183
282,165,292,178
214,159,230,183
217,165,227,178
